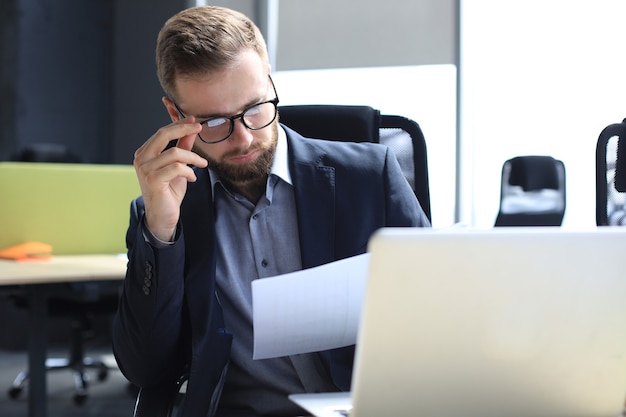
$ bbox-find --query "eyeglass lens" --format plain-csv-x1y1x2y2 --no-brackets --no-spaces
200,101,277,143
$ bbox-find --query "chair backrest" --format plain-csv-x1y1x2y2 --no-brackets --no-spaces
494,155,566,227
10,143,82,163
596,118,626,226
278,104,431,221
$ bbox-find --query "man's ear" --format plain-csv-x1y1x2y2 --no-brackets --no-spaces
162,96,181,122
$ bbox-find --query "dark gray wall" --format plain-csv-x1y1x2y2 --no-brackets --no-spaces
0,0,113,162
111,0,190,164
111,0,257,164
0,0,18,161
0,0,455,164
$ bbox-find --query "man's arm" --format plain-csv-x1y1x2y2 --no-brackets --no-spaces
112,198,188,387
113,111,208,386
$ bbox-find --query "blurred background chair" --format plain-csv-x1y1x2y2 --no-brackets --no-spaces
9,143,82,164
278,104,431,222
494,155,566,227
5,143,123,405
7,287,121,405
596,118,626,226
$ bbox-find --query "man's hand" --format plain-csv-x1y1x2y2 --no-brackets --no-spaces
133,117,207,241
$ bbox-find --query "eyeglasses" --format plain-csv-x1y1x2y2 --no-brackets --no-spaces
172,75,279,144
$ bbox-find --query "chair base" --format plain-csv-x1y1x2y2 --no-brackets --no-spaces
6,316,113,406
8,356,110,405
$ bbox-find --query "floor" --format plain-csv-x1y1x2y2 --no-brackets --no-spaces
0,342,136,417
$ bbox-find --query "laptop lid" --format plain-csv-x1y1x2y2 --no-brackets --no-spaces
293,227,626,417
0,162,139,255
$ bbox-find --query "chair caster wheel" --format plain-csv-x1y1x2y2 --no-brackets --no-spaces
8,386,22,399
73,392,88,405
97,369,108,381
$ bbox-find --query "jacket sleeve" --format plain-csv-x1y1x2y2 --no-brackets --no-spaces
112,197,188,387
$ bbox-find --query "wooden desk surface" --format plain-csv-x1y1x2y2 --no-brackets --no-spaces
0,254,127,286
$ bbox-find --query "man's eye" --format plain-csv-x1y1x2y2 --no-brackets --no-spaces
205,118,228,128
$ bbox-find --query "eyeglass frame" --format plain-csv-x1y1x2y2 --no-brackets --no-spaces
171,74,279,144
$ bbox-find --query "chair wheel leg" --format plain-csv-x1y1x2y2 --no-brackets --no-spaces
8,386,23,399
97,368,108,382
73,392,88,405
72,371,89,405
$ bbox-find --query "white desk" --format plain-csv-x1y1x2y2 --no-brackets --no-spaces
0,255,127,417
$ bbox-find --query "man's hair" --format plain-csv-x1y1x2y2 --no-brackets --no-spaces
156,6,268,100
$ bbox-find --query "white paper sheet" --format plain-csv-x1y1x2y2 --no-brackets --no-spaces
252,253,370,360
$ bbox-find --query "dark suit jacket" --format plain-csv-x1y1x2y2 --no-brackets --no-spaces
113,126,430,417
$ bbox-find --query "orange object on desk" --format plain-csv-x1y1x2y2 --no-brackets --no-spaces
0,242,52,261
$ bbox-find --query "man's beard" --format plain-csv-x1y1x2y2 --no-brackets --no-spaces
194,121,278,186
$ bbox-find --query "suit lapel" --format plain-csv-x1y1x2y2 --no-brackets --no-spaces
180,168,222,339
181,167,215,287
286,128,337,269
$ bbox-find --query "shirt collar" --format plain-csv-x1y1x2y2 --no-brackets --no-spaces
208,125,292,195
272,125,292,185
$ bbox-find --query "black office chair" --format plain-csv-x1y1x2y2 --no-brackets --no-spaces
494,155,566,227
8,142,82,163
8,288,121,405
5,143,121,405
130,104,432,417
278,104,431,221
596,118,626,226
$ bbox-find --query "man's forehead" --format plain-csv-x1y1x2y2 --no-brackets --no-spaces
174,75,268,117
173,51,269,114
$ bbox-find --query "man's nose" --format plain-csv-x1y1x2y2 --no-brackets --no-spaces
228,117,254,148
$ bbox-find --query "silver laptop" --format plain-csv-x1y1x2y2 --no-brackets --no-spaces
290,227,626,417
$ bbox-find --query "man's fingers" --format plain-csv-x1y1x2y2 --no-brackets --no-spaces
135,147,205,182
146,161,200,187
177,132,197,152
176,116,198,152
138,118,202,159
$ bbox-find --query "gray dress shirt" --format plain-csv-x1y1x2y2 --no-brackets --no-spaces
210,129,337,416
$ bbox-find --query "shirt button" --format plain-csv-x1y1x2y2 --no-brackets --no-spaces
252,214,259,220
261,259,268,268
